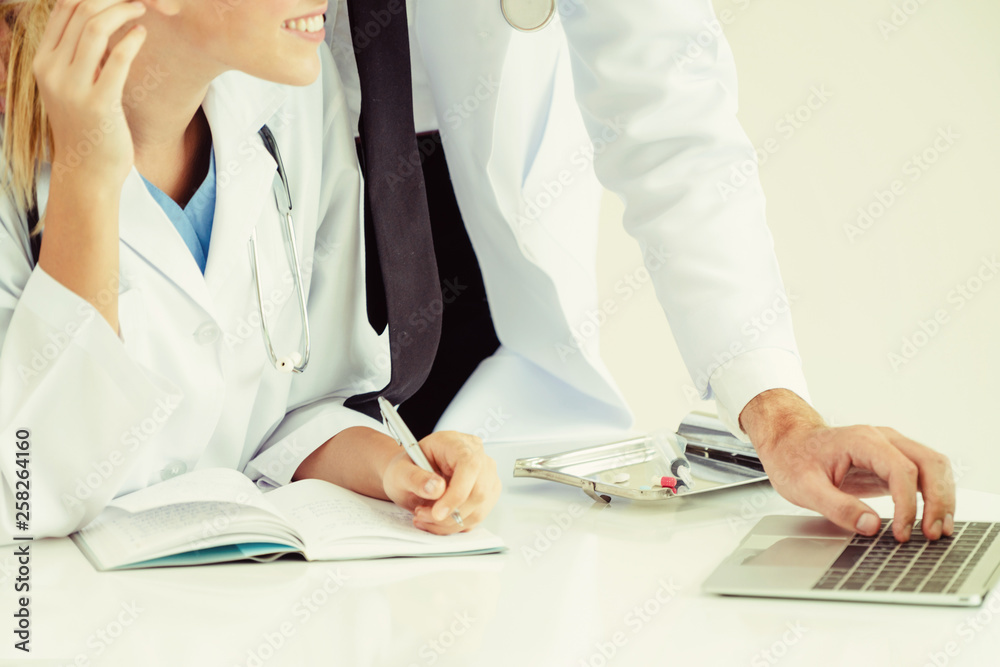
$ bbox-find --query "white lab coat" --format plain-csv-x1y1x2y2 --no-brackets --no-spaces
0,49,391,541
327,0,811,442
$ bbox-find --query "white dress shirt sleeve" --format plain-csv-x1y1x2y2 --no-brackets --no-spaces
709,348,813,442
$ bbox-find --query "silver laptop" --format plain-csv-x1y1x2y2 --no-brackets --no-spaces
703,516,1000,606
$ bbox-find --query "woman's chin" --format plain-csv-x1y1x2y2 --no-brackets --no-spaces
285,69,321,87
260,56,322,88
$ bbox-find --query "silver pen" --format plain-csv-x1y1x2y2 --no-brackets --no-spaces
377,397,464,526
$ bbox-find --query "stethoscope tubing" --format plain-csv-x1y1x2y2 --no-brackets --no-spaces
249,125,311,374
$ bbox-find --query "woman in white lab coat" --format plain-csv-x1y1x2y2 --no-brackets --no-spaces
0,0,499,542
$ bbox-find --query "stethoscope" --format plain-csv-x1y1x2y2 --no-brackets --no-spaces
501,0,556,32
248,125,311,374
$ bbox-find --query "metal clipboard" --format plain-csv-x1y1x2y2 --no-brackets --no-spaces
512,412,768,503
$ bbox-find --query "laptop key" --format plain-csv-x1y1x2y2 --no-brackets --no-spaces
829,546,869,571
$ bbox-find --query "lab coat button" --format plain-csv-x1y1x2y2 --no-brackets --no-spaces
160,461,187,481
194,323,220,345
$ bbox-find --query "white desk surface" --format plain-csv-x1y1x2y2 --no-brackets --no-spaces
3,438,999,667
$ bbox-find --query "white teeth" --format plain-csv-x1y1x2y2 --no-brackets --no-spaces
283,15,324,33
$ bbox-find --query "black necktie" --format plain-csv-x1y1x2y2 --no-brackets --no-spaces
343,0,442,420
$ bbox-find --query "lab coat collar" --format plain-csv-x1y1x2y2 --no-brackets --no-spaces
201,71,289,304
201,69,289,150
117,71,289,320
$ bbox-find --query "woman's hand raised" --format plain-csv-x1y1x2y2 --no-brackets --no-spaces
33,0,148,191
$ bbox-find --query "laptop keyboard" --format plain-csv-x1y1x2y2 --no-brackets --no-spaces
812,520,1000,595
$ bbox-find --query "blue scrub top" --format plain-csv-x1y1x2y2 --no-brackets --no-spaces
141,148,217,274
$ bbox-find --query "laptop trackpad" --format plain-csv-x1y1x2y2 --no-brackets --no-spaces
742,536,847,568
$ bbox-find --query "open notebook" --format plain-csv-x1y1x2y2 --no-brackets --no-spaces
70,468,506,570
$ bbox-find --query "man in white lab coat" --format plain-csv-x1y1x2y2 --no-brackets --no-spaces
326,0,955,542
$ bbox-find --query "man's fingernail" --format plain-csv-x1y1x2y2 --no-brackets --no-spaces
944,513,955,535
856,513,880,534
423,479,440,495
901,524,912,541
931,519,943,538
433,506,449,521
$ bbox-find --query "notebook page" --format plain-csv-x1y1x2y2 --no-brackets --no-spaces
109,468,278,515
267,479,505,560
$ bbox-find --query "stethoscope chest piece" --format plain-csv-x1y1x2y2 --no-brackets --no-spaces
501,0,555,32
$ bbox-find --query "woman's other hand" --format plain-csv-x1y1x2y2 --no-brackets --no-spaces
383,431,502,534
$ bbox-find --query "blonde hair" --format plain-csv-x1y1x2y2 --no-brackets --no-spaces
2,0,55,227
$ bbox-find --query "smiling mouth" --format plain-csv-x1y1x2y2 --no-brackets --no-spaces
282,14,325,34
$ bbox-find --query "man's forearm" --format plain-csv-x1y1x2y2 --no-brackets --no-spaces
739,388,826,452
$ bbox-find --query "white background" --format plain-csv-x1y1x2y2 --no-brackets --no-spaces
596,0,1000,494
